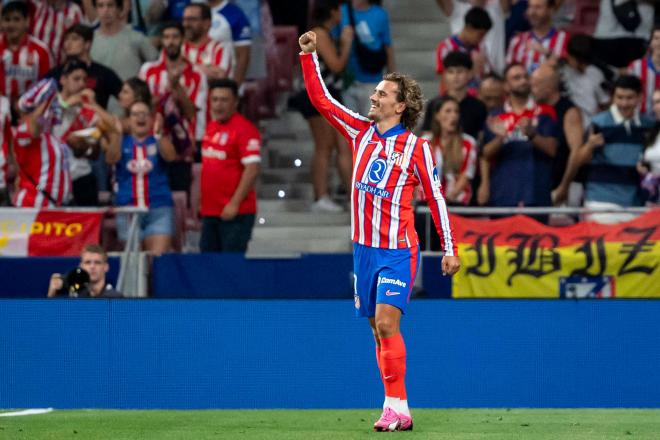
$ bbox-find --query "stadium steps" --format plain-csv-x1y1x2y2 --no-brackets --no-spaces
246,0,446,255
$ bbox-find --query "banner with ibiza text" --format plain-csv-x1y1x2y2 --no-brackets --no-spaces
0,209,103,257
452,210,660,298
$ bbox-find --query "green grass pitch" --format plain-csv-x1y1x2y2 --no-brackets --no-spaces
1,409,660,439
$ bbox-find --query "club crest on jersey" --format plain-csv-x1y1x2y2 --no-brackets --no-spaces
127,158,154,174
388,151,404,167
432,167,441,188
368,158,387,184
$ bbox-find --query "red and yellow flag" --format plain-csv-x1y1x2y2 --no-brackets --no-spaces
452,210,660,298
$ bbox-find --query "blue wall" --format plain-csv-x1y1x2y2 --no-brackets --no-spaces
0,257,120,298
1,299,659,409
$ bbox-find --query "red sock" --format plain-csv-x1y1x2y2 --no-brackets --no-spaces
380,333,407,400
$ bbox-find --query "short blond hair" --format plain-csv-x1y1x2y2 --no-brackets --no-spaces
382,72,424,131
81,244,108,263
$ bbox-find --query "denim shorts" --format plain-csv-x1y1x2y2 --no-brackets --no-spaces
116,206,174,242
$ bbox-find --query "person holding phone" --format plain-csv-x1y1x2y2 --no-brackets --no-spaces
574,75,654,223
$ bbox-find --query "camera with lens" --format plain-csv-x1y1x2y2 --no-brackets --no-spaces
61,268,91,297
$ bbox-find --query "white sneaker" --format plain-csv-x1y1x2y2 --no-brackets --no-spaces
311,196,343,213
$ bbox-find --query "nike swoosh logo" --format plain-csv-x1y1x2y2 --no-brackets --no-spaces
384,375,394,380
385,290,400,296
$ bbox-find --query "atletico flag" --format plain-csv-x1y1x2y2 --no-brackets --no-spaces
0,209,103,256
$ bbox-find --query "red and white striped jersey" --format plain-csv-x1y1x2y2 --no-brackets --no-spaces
0,96,11,189
29,0,83,64
12,120,71,207
628,56,659,115
430,133,478,206
301,52,457,255
506,28,568,73
51,100,98,142
436,35,485,75
139,55,208,140
0,34,53,103
182,38,234,79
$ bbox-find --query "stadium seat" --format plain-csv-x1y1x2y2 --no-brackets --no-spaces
565,0,600,36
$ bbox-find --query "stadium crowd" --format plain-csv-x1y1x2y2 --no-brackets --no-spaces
1,0,660,254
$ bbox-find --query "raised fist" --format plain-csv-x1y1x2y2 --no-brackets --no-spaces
299,31,317,54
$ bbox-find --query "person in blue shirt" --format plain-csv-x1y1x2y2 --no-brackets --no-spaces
108,100,177,255
340,0,395,116
575,75,654,224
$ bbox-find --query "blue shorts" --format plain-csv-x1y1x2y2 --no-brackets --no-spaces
116,206,174,242
352,243,420,318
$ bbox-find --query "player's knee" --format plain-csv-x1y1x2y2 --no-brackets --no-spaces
375,317,397,338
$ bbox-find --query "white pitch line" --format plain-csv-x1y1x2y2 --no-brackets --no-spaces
0,408,54,417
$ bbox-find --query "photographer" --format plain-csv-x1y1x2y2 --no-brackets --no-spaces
47,244,122,298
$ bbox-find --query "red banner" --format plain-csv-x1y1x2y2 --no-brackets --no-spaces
0,209,103,256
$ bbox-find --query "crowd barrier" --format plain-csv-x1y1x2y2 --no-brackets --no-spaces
2,299,659,409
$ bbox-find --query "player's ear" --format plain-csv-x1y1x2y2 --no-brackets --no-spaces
395,101,406,116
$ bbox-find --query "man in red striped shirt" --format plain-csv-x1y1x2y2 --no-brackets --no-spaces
299,30,461,432
28,0,85,64
0,1,53,118
628,26,660,117
139,21,207,192
505,0,568,73
435,7,492,85
12,86,71,207
182,3,234,81
0,95,11,205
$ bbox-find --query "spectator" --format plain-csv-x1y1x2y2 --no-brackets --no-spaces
628,25,660,118
108,100,177,254
639,89,660,204
505,0,530,44
289,0,353,212
482,63,558,211
91,0,158,81
436,6,493,88
140,21,208,193
47,244,122,298
478,73,505,112
47,24,123,110
476,73,505,206
340,0,394,116
426,96,478,206
117,77,152,132
0,95,11,206
592,0,653,68
51,59,120,206
182,3,234,80
506,0,568,73
0,1,53,118
422,51,488,140
12,80,71,207
576,75,654,223
200,79,260,253
559,34,610,126
27,0,88,64
436,0,507,75
530,63,583,206
203,0,252,86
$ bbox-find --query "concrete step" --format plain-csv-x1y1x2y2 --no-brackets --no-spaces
265,138,315,155
257,199,311,213
266,149,315,169
257,182,314,200
247,237,352,255
255,211,350,227
395,50,437,83
261,111,310,139
384,0,445,22
260,168,311,184
251,224,350,240
391,22,450,52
